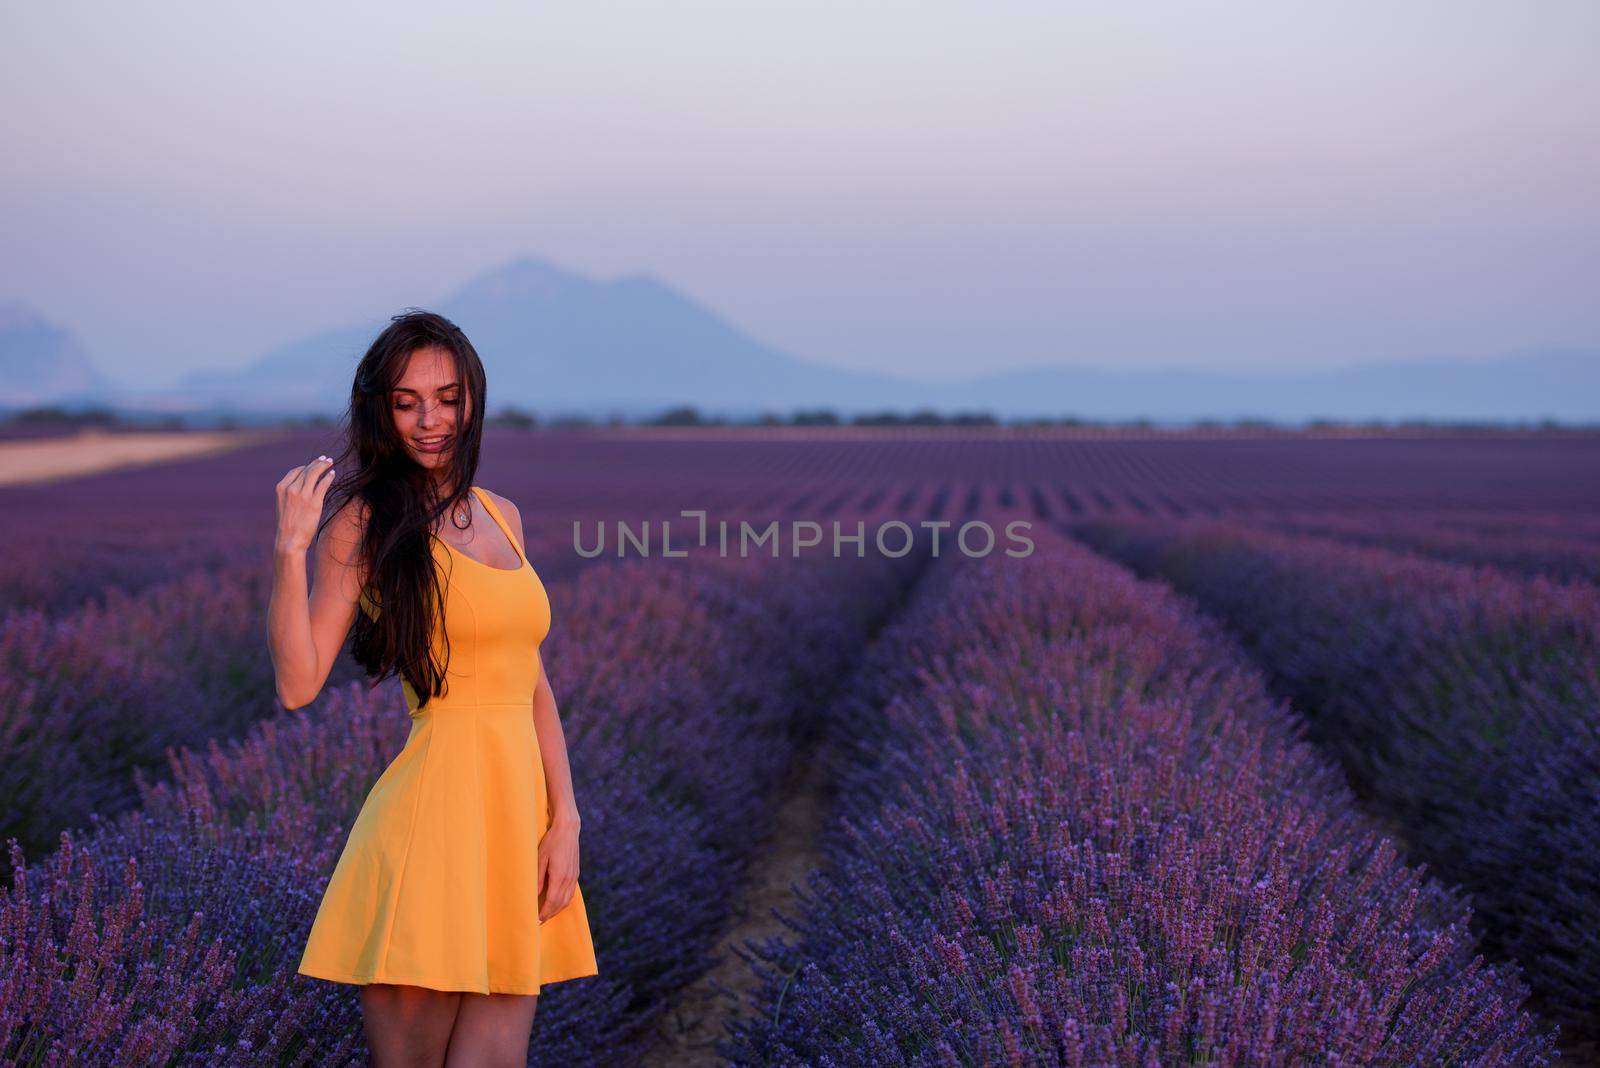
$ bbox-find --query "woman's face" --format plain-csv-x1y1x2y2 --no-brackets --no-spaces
391,346,466,470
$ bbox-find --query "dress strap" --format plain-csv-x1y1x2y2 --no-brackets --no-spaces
470,486,527,567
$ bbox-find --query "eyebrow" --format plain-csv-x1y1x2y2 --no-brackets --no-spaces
392,383,461,396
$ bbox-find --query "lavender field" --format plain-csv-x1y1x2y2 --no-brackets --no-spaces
2,426,1597,1065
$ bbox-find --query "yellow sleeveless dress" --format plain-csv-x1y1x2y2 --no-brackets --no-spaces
297,486,599,995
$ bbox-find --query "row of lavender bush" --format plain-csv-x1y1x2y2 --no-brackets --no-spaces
1255,510,1600,585
0,557,377,854
1,547,915,1065
1071,517,1600,1045
725,527,1554,1065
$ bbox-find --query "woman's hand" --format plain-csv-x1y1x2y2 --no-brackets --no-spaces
537,819,581,921
275,455,336,554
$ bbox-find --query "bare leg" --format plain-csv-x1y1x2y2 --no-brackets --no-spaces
361,983,464,1068
442,992,538,1068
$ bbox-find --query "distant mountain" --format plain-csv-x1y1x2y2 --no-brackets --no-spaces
0,302,112,410
28,256,1600,423
141,256,924,419
433,257,928,416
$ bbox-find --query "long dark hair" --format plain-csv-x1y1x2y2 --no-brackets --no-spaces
314,308,488,708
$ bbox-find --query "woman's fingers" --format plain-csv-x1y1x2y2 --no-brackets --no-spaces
312,459,337,498
274,457,336,551
538,867,577,920
291,455,333,491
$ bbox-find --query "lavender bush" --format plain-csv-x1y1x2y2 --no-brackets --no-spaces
0,562,377,854
1255,510,1600,585
0,819,364,1066
1072,517,1600,1043
725,528,1554,1065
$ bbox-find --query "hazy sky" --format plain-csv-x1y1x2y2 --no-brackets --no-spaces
2,1,1597,388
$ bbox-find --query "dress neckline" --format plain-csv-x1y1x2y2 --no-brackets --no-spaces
436,486,527,573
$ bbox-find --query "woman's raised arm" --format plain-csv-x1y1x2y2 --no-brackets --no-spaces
269,457,364,710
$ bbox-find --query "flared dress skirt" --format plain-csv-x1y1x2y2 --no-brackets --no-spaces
296,486,599,995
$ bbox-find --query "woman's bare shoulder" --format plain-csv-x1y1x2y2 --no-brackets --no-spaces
316,493,370,572
328,492,371,539
477,488,526,544
477,486,519,516
310,493,370,591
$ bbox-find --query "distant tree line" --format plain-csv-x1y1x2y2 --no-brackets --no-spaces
0,403,1588,435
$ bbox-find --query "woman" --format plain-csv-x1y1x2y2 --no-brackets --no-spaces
268,309,598,1066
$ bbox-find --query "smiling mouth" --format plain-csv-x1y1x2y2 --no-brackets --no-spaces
414,435,452,449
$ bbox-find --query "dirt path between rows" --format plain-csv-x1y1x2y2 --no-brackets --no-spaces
0,427,279,486
637,745,834,1066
